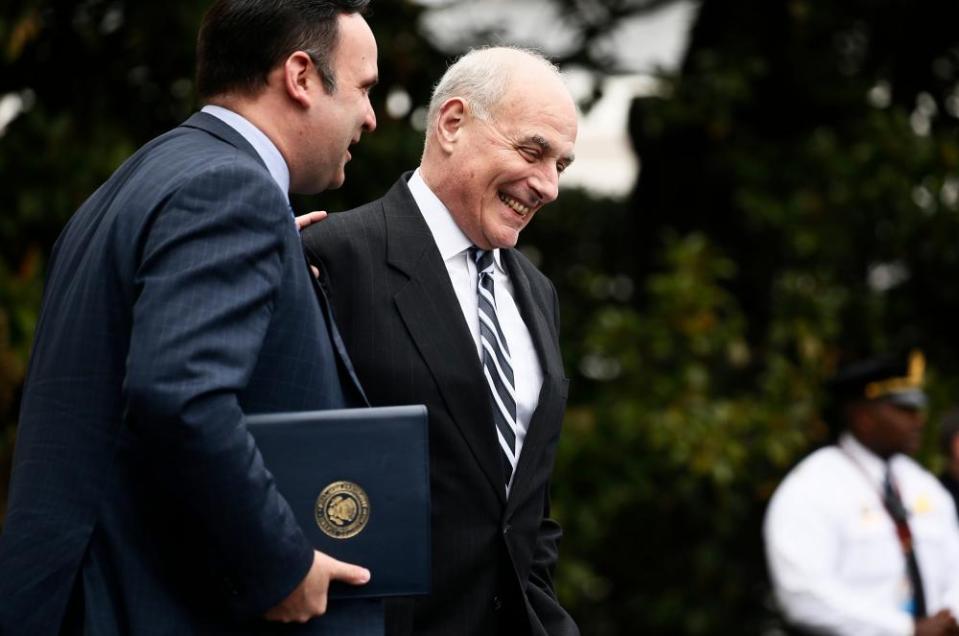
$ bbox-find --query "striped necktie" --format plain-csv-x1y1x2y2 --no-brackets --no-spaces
470,247,518,489
882,464,927,618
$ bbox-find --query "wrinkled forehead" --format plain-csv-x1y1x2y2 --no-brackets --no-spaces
493,78,578,149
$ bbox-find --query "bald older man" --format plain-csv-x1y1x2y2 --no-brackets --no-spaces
302,47,579,636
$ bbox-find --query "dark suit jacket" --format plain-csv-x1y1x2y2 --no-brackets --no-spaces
0,113,368,635
302,175,579,636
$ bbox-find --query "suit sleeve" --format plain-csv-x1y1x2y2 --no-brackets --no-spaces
122,163,313,616
527,279,580,635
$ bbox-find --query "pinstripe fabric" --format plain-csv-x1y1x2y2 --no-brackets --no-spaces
302,174,580,636
0,113,371,635
471,247,519,488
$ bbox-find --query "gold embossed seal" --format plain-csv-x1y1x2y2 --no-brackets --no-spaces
315,481,370,539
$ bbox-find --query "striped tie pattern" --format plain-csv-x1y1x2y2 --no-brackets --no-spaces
470,247,518,487
883,465,927,618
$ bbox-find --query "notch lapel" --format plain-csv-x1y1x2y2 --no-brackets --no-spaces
384,179,508,505
501,250,566,513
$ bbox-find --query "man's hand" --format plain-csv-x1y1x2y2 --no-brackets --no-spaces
263,550,370,623
295,211,326,279
916,610,959,636
295,210,328,232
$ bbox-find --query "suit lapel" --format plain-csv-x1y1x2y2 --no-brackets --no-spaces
501,250,563,380
501,250,566,513
384,178,508,505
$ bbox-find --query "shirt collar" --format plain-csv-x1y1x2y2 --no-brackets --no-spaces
407,167,505,271
201,104,290,198
839,431,888,482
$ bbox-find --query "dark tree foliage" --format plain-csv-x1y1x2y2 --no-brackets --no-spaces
517,0,959,633
4,0,959,634
628,0,959,359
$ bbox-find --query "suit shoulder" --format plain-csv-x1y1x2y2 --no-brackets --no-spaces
123,126,274,203
302,198,386,257
164,128,267,177
327,198,386,230
509,248,557,294
74,126,283,242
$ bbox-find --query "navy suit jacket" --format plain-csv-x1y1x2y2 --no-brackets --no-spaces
0,113,368,634
302,175,579,636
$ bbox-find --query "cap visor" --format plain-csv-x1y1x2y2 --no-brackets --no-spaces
882,389,928,410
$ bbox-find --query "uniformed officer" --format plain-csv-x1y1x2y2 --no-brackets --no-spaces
764,350,959,635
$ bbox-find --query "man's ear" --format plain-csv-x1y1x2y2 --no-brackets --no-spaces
281,51,317,109
433,97,468,152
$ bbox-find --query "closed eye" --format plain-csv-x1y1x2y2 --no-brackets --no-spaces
518,146,540,162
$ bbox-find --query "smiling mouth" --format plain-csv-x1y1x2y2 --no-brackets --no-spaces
498,192,531,216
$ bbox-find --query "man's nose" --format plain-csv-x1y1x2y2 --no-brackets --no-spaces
363,102,377,133
530,165,559,204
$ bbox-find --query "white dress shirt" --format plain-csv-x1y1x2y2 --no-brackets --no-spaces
764,432,959,635
201,104,290,198
408,168,543,492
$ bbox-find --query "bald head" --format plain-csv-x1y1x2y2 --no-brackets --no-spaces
425,47,572,135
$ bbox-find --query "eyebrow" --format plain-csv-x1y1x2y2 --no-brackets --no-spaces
524,134,576,166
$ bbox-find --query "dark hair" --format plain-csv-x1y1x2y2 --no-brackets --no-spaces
196,0,370,99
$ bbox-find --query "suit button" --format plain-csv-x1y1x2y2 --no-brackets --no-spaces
492,595,503,611
503,524,511,536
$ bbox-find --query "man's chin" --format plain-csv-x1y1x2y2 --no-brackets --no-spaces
490,229,521,250
300,174,344,195
327,169,347,191
293,166,347,195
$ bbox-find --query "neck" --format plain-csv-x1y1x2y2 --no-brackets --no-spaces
207,96,293,177
849,430,892,460
417,159,472,240
418,155,444,201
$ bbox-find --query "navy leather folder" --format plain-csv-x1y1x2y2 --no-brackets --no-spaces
246,405,430,599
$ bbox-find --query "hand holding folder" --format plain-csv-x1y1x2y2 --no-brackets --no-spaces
263,550,370,622
247,405,431,602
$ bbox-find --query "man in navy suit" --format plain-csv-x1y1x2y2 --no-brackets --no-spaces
303,47,580,636
0,0,378,633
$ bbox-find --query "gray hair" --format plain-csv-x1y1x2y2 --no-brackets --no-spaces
425,46,562,131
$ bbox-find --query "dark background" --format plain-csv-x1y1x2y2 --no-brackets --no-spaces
4,1,959,633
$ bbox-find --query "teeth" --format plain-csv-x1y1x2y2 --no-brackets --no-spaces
498,193,530,216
